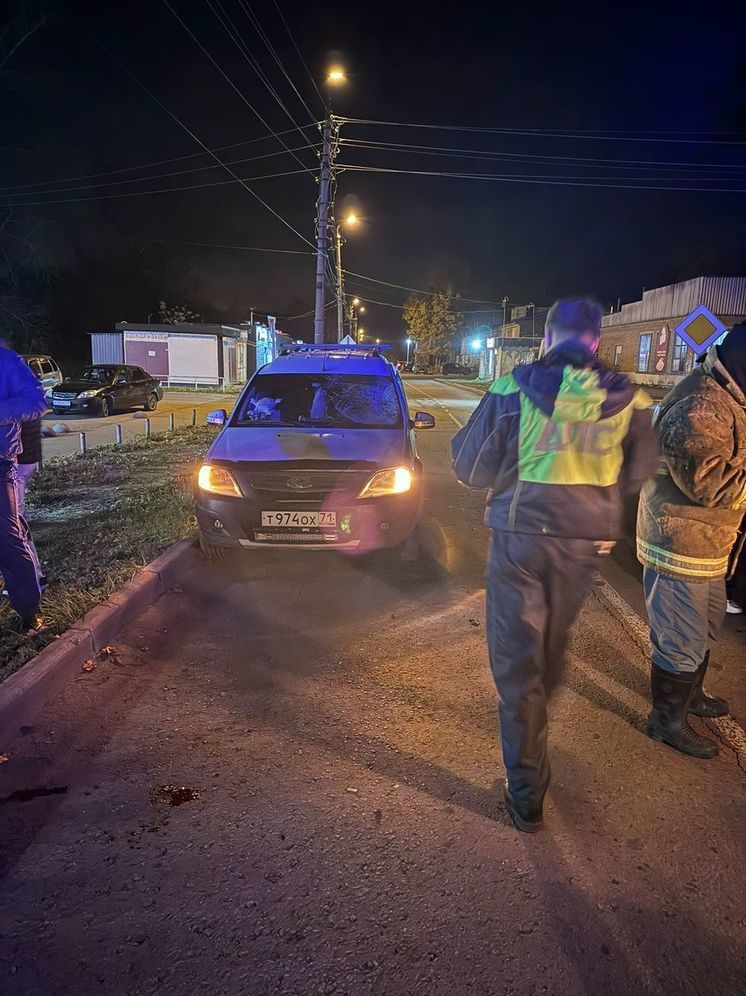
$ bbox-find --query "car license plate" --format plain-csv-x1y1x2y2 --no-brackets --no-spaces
55,400,71,406
261,511,336,528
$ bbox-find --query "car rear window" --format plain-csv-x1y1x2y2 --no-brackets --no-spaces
235,374,403,429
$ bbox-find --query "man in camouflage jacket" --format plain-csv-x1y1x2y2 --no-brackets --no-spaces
637,322,746,759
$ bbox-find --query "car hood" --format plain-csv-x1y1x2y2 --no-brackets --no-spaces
208,426,407,466
56,380,112,393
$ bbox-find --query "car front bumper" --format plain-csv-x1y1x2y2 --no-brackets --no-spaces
51,398,104,414
195,489,422,553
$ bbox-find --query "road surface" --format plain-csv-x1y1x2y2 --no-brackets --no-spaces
41,391,234,459
0,379,743,995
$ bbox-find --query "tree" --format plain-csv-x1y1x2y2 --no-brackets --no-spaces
402,288,463,369
157,301,201,324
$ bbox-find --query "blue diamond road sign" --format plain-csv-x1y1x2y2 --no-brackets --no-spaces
674,304,727,357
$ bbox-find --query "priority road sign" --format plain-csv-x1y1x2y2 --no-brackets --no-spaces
674,304,727,356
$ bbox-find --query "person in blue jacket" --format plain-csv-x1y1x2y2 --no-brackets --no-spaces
452,299,658,832
0,342,48,631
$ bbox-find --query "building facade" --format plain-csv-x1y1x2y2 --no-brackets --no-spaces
599,276,746,388
90,320,294,387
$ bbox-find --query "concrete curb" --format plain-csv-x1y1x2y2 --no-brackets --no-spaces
0,540,195,748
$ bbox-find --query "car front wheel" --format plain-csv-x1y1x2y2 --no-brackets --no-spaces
99,397,111,418
145,393,158,412
199,532,228,560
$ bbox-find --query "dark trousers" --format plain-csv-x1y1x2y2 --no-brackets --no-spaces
486,531,599,810
643,568,725,675
0,460,41,618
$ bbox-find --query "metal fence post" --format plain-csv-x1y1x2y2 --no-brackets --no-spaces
191,408,197,426
144,418,150,440
79,432,87,454
168,413,175,431
115,424,123,445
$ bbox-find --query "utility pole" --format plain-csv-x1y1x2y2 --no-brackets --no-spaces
335,224,345,340
314,116,334,344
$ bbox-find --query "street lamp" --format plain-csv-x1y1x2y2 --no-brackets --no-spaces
326,67,347,85
335,212,361,340
376,338,381,345
406,337,413,364
471,338,482,351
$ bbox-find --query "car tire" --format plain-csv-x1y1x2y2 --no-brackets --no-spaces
199,532,228,561
99,397,111,418
145,393,158,412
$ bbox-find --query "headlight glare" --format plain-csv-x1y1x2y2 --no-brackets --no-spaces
198,464,241,497
359,466,412,498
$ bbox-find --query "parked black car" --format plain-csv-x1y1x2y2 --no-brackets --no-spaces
441,363,475,376
50,365,164,417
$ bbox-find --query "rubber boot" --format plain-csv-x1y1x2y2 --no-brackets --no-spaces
646,664,718,759
688,652,729,719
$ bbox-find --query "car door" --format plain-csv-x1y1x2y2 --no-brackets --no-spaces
112,367,134,410
131,368,151,406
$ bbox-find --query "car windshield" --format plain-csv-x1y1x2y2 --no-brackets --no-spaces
235,374,403,429
79,366,117,384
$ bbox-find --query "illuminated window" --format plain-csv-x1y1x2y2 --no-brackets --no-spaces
637,333,652,372
671,335,690,373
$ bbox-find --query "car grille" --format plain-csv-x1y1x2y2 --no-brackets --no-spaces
52,392,78,400
239,464,375,499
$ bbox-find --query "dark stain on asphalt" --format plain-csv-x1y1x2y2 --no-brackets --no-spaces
0,786,69,805
152,784,200,807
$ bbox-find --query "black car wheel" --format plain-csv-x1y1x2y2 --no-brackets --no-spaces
145,392,158,412
199,532,228,561
99,397,111,418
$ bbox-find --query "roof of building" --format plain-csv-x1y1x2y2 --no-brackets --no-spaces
113,322,244,337
601,276,746,329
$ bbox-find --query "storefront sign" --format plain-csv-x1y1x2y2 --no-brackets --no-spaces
654,325,669,372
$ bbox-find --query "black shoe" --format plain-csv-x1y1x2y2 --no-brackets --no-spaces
688,652,729,719
12,613,45,635
502,782,544,833
646,664,718,759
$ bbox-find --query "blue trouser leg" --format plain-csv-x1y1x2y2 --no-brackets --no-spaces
486,531,598,810
643,568,726,675
0,460,41,619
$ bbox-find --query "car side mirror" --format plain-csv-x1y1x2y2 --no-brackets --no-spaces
413,411,435,429
207,409,227,426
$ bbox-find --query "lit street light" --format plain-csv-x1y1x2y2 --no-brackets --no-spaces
471,338,482,351
335,212,361,340
327,67,347,85
406,337,413,364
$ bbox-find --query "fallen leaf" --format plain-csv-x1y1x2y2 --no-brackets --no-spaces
346,787,359,795
0,753,10,764
82,658,96,672
468,618,480,627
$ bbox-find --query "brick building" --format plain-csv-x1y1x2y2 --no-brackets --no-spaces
599,276,746,388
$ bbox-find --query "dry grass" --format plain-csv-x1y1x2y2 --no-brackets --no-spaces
0,425,216,682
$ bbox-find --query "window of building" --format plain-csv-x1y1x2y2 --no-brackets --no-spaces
671,335,690,373
637,333,652,372
613,344,622,368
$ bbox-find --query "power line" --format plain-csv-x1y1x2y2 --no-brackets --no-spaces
4,142,319,200
340,137,746,173
161,0,315,177
5,167,310,207
269,0,327,113
340,117,746,146
1,123,320,192
205,0,315,148
90,35,316,247
343,269,503,305
151,239,313,255
236,0,318,126
281,300,335,321
342,164,746,194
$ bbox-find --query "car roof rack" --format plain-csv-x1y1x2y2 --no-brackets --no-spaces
278,343,391,357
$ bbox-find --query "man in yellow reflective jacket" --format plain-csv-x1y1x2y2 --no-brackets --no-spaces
453,298,657,832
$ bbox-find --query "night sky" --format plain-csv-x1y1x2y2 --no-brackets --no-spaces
2,0,745,347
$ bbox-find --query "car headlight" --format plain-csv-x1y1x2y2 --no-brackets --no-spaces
198,464,241,497
77,390,100,399
359,466,412,498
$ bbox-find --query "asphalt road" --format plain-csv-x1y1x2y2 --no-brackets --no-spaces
0,379,744,995
41,391,234,459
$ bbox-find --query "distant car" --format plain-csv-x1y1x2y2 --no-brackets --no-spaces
441,363,474,376
195,344,436,559
23,354,63,396
50,364,163,417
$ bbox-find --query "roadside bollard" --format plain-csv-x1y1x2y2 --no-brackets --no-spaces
115,424,123,445
144,418,151,439
168,413,175,431
79,432,87,454
191,409,197,426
